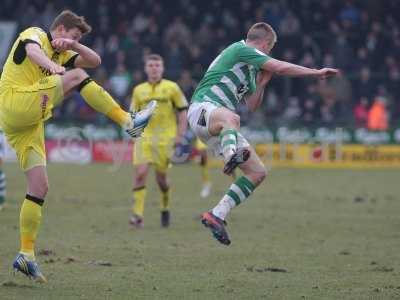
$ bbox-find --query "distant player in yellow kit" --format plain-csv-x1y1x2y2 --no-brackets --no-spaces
130,54,188,228
0,10,156,282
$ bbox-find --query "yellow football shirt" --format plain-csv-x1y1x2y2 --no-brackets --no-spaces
131,79,188,138
0,27,78,91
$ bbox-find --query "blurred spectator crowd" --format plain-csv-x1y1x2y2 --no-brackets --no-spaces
1,0,399,129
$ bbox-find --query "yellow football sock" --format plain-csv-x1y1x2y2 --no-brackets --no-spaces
132,187,146,217
79,79,129,126
20,197,43,259
160,188,170,211
200,163,210,184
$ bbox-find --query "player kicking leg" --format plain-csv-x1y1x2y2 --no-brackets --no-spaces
0,10,155,282
188,22,339,245
189,104,264,245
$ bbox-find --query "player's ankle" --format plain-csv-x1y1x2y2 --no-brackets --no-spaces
19,251,35,261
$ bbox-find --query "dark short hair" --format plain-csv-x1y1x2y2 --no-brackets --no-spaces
50,10,92,35
145,54,163,63
247,22,277,44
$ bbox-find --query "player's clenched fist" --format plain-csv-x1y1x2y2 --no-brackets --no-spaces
51,38,77,51
48,63,65,75
316,68,340,79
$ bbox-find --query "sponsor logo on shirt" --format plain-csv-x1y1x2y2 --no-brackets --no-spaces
39,66,52,76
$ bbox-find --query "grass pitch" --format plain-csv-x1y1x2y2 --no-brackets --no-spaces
0,163,399,299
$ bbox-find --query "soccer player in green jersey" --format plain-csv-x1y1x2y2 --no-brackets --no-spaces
188,22,339,245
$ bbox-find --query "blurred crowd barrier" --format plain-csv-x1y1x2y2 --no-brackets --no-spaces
2,123,399,168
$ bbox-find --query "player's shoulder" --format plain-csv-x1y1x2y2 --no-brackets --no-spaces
134,81,150,90
225,40,245,51
219,40,247,58
19,27,48,44
160,79,179,88
20,27,46,37
132,81,150,95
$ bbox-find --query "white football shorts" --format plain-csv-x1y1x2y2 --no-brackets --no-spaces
188,101,249,158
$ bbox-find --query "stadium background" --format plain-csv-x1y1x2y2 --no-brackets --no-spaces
0,0,399,167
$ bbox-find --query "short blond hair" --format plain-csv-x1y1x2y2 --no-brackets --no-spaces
144,54,163,63
247,22,277,45
50,10,92,35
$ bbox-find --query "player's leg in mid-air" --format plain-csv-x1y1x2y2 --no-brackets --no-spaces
206,107,252,175
202,145,266,245
60,68,156,138
188,103,266,245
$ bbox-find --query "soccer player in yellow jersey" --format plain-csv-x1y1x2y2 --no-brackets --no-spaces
129,54,188,228
0,10,156,282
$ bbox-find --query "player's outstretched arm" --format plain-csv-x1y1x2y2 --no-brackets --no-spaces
52,38,101,68
245,70,273,112
26,43,65,74
262,58,340,79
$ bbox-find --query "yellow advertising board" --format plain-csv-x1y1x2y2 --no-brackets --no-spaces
208,144,400,169
255,144,400,168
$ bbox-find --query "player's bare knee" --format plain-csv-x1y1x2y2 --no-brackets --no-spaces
73,68,88,82
63,69,90,92
41,184,49,198
224,114,240,129
256,168,267,184
157,181,169,192
232,114,240,127
31,182,48,199
200,154,207,166
135,172,147,186
246,167,267,187
40,178,49,197
156,173,169,191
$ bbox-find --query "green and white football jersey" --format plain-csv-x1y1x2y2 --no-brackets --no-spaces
192,40,271,111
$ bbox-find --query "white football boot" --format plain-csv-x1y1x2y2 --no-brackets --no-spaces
125,100,157,138
200,182,212,198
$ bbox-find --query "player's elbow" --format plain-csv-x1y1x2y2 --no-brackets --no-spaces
247,102,258,113
267,64,286,76
246,98,259,112
94,55,101,67
89,55,101,68
263,59,287,75
84,54,101,68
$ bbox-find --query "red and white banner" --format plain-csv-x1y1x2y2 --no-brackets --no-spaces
92,141,133,163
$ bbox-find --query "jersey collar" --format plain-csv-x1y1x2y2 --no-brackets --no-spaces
47,32,59,52
148,78,163,86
